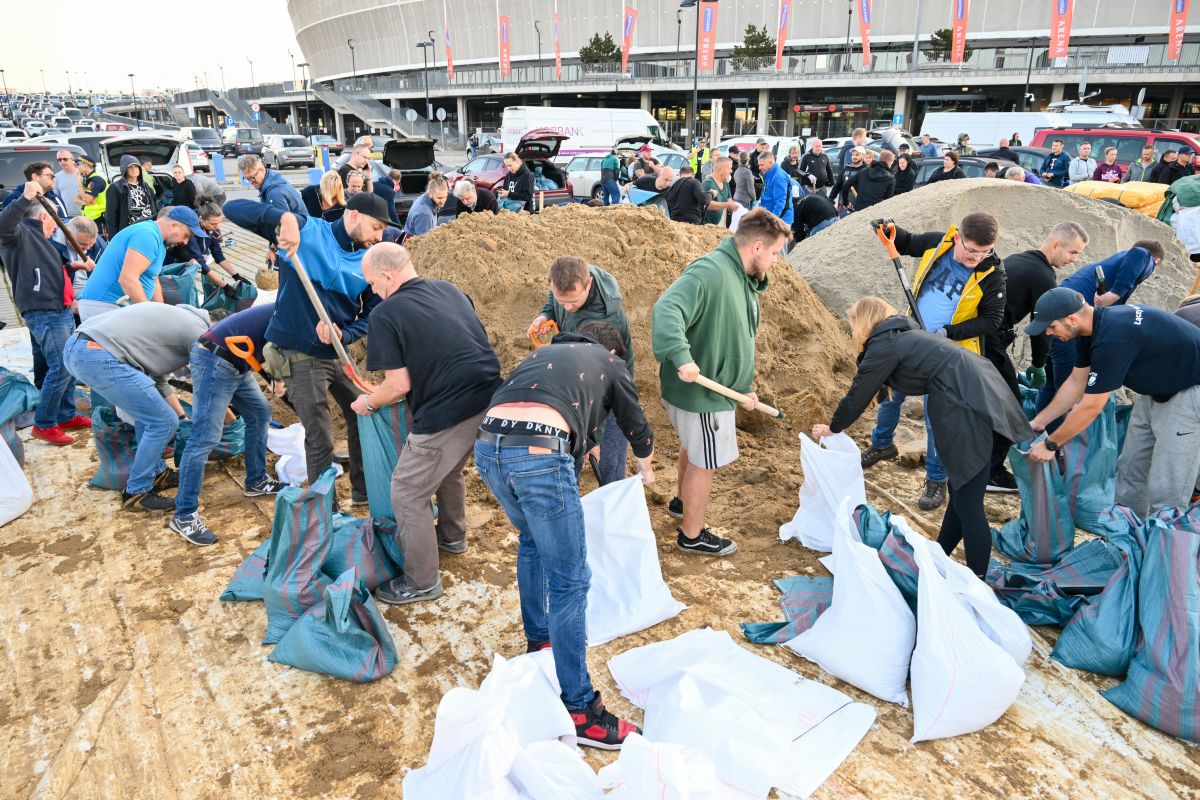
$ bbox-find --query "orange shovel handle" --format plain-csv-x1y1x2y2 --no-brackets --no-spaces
529,320,559,349
874,222,900,260
223,336,263,373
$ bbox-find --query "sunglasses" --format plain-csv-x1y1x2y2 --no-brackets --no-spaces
57,157,74,162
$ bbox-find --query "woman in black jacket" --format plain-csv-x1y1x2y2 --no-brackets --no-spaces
894,154,917,194
927,151,967,183
168,165,197,209
812,297,1032,577
498,152,535,211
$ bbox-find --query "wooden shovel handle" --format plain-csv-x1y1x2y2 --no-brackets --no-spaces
694,374,784,419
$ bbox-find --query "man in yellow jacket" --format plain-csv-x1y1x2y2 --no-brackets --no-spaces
859,212,1007,510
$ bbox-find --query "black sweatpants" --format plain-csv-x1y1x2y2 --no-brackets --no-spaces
937,464,992,577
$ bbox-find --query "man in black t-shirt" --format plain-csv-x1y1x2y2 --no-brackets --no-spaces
665,165,707,225
1027,288,1200,516
351,242,502,606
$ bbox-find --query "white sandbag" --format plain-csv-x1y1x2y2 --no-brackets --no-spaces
404,652,595,799
729,204,749,232
903,524,1026,743
267,422,342,485
607,628,875,799
597,733,718,799
786,498,915,705
0,432,33,527
582,476,685,646
779,433,866,552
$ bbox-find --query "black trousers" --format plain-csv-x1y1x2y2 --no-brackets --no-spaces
937,464,992,577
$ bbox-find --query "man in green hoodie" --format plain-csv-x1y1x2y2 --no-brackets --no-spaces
652,207,791,556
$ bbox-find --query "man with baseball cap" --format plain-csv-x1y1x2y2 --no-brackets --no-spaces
224,191,391,508
1026,286,1200,516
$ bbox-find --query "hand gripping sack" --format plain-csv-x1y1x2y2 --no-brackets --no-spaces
88,405,138,490
905,525,1025,742
219,539,272,601
355,400,410,521
201,274,258,315
321,513,404,592
779,433,867,552
1061,397,1120,534
992,443,1074,565
1103,512,1200,741
261,467,337,644
158,261,201,306
0,428,33,527
786,499,916,705
269,566,399,682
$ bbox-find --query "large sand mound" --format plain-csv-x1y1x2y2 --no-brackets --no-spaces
790,178,1195,318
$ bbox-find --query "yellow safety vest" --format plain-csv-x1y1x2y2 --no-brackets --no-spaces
81,171,107,222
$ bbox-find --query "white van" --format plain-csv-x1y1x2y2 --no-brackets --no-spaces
500,106,672,160
919,104,1140,148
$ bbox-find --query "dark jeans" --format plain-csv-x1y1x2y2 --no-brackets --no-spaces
871,392,946,483
936,464,992,577
598,410,628,484
602,179,620,206
285,356,366,498
474,440,595,711
25,308,76,429
174,344,271,519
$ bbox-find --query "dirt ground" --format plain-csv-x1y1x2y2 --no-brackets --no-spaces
2,205,1198,799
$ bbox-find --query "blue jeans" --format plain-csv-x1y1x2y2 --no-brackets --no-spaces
810,217,836,237
598,410,628,484
25,308,77,429
63,333,176,494
474,440,595,710
871,392,946,483
602,179,620,206
174,344,271,518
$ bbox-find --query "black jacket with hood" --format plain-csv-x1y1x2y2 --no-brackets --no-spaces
830,316,1033,488
894,164,918,194
501,163,535,208
0,194,69,315
1149,156,1191,186
105,155,158,235
841,162,896,210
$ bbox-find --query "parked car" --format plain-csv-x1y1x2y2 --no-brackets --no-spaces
912,155,1019,186
564,154,603,200
262,135,314,169
1,129,28,144
49,116,73,134
181,126,224,154
1029,126,1200,166
446,128,573,211
0,143,86,191
310,134,344,156
220,126,263,158
72,122,98,133
22,120,47,136
976,146,1052,175
185,141,211,173
322,138,447,225
27,131,187,183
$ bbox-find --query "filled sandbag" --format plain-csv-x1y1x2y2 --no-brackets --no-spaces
1066,180,1166,218
158,261,201,306
321,513,404,592
219,539,272,601
993,442,1075,565
779,433,866,552
0,367,38,465
201,273,258,315
88,405,138,490
1061,397,1120,535
0,427,33,527
173,413,247,467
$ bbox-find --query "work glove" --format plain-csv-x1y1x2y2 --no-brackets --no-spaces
1025,366,1046,390
221,282,239,299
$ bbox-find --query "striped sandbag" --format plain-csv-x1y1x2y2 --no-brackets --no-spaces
158,261,201,306
355,401,410,522
321,513,404,592
172,415,247,467
262,467,337,645
1,420,22,467
269,566,399,682
987,577,1086,627
1103,514,1200,741
998,536,1125,595
852,503,918,612
219,539,272,602
852,502,893,549
1061,398,1120,535
0,368,38,465
88,405,137,490
740,575,833,644
992,443,1075,566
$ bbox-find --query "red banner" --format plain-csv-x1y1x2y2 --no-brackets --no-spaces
1049,0,1074,59
950,0,969,64
554,12,562,78
444,26,455,80
621,6,637,74
1169,0,1190,61
858,0,873,65
697,1,719,72
498,15,511,77
774,0,791,70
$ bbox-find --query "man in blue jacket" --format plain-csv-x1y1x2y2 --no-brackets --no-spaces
238,155,306,215
224,192,390,506
1039,139,1071,188
756,150,795,226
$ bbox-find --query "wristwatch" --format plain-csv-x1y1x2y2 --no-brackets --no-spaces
1044,438,1060,453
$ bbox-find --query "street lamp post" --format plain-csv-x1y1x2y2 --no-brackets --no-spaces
40,69,46,94
66,72,72,95
247,57,255,89
0,70,8,98
676,9,682,58
1023,38,1037,111
299,62,312,136
844,0,853,71
416,40,433,123
534,21,544,83
128,73,140,129
220,66,226,94
910,0,923,71
288,49,296,89
347,39,357,91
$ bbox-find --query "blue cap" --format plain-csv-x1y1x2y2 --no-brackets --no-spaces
1025,287,1086,336
165,206,207,238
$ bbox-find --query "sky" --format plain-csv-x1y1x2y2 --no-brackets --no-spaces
3,0,301,95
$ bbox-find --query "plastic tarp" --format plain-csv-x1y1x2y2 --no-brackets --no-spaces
779,433,866,552
355,401,410,521
597,733,718,799
0,424,32,527
740,575,833,644
992,442,1075,565
581,476,685,646
988,536,1124,627
607,627,875,800
201,274,258,315
219,539,272,602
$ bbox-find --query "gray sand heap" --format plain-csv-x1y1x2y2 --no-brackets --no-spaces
789,178,1195,318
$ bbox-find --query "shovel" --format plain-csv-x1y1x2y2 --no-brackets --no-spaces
694,374,785,420
36,196,88,260
871,217,926,331
288,251,377,394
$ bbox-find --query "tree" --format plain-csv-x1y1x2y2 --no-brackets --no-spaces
731,24,776,70
579,32,620,67
924,27,974,63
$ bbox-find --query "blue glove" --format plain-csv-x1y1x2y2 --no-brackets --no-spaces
1025,365,1047,389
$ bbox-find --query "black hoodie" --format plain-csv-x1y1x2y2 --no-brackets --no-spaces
841,162,896,211
105,154,157,235
1149,156,1191,186
501,163,535,208
0,195,68,315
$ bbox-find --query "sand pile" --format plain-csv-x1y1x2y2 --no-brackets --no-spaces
405,203,858,436
790,178,1196,318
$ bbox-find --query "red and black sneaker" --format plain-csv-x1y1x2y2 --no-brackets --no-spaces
568,693,640,750
525,640,553,654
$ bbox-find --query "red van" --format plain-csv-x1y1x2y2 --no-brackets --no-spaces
1030,126,1200,166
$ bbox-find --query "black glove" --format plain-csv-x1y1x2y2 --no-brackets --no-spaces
221,282,239,299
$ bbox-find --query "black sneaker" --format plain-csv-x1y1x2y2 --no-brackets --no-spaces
244,477,287,497
568,692,640,751
986,467,1019,493
122,489,175,512
169,514,219,546
375,576,444,606
917,479,948,511
350,492,370,507
676,527,738,556
438,539,468,554
861,443,899,468
154,467,179,490
666,496,684,519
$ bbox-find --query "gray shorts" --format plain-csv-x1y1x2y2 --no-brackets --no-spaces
663,400,738,470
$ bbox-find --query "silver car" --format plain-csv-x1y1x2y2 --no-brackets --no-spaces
262,135,314,170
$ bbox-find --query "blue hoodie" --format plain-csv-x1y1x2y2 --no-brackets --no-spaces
759,163,796,225
257,168,306,216
1061,247,1156,305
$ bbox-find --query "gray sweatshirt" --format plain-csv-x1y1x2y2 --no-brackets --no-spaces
77,303,210,396
732,164,756,207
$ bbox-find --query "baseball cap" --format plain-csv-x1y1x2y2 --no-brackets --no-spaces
756,137,768,145
852,146,867,154
346,191,393,225
165,206,207,238
1025,287,1086,336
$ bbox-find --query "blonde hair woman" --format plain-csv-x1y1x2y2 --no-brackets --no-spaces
811,296,1032,577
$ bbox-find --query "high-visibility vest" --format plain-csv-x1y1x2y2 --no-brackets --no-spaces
81,171,107,222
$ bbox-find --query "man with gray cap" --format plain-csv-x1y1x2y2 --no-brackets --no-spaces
63,303,211,513
1026,287,1200,516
